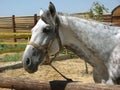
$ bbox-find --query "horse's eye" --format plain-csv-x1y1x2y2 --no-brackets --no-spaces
43,27,51,34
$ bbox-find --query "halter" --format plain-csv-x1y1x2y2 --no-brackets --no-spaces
28,42,48,51
28,19,62,63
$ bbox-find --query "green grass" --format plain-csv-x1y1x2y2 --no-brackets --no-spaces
60,49,78,58
0,53,22,62
0,44,26,51
0,44,26,54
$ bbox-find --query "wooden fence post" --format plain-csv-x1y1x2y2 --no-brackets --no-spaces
111,14,113,26
12,15,17,45
34,14,37,26
84,61,88,74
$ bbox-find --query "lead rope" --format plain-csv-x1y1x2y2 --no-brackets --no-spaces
46,53,73,82
48,22,72,82
50,64,73,82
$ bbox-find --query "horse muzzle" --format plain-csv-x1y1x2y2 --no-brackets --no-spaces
22,57,38,73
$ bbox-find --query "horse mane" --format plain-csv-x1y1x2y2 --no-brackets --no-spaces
57,12,113,28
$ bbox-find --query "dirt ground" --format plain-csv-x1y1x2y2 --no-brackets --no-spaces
0,54,94,90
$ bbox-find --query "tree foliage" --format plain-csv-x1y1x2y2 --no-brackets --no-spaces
89,1,109,20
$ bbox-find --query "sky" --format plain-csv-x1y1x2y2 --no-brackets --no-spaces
0,0,120,16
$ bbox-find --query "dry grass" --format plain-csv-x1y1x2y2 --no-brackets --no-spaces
0,58,94,90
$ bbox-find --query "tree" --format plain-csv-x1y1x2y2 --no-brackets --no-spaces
90,1,109,20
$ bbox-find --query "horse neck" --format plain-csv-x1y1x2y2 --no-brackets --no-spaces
58,15,120,66
58,15,93,48
58,15,93,63
59,15,95,44
59,15,79,44
58,15,120,48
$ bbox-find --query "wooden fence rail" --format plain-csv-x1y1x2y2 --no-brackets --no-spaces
0,32,31,53
0,32,31,45
0,32,31,39
0,77,120,90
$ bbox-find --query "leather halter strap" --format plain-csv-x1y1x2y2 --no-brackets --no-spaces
28,30,62,53
28,42,48,51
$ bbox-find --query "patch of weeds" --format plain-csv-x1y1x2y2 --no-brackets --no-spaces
0,53,22,62
0,44,26,51
60,49,78,58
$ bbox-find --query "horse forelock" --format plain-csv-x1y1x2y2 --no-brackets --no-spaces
40,10,55,26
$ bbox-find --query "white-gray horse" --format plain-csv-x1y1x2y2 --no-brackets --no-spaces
22,2,120,85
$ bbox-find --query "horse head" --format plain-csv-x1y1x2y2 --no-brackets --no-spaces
22,2,61,73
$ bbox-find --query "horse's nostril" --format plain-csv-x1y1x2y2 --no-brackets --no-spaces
26,58,31,66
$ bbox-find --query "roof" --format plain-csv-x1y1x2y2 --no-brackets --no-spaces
112,5,120,16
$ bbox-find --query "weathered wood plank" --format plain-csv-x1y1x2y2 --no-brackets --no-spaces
0,77,120,90
0,48,25,54
0,61,22,72
0,42,28,45
0,32,31,35
0,33,31,39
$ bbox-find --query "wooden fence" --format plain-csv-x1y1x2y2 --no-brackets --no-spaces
102,14,120,26
0,14,39,45
0,14,38,32
0,14,40,53
102,14,112,23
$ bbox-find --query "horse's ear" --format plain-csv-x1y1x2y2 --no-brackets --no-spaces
39,9,44,16
49,2,56,17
